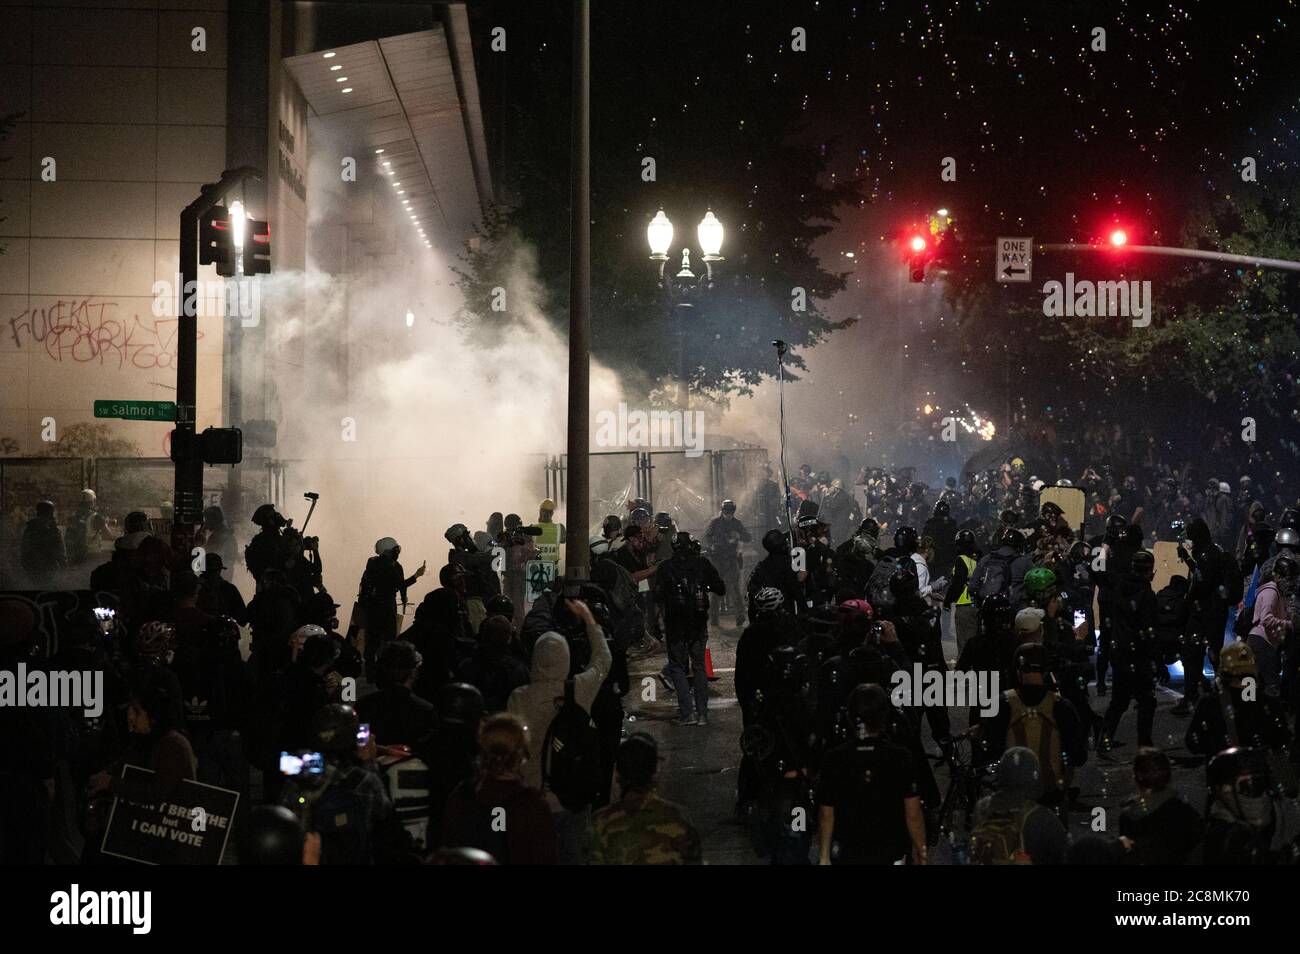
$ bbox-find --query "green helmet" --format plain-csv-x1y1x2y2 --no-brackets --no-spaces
1023,567,1057,599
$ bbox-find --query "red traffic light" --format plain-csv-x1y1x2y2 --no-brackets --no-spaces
1109,229,1128,247
909,235,928,253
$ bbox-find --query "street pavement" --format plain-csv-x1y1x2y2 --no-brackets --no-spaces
622,620,1219,864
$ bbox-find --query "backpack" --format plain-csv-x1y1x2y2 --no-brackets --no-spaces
665,559,709,623
311,766,374,865
377,752,433,850
1154,584,1189,659
970,803,1032,865
1233,568,1263,640
975,554,1014,603
867,556,905,612
541,679,602,811
1004,691,1065,792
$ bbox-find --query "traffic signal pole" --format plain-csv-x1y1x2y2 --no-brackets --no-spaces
1038,243,1300,273
172,166,261,557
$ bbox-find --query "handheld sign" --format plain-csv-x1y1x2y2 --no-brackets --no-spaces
100,766,239,865
524,559,556,603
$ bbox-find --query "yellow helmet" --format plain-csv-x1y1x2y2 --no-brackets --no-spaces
540,499,556,511
1219,640,1256,679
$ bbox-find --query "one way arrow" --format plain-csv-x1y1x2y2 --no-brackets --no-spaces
1002,264,1027,277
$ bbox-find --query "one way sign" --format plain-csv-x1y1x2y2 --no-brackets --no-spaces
996,236,1033,283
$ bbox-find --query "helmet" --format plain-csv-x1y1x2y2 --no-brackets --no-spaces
444,523,470,543
838,598,873,619
980,592,1015,628
857,517,880,538
888,568,919,599
797,513,821,531
1275,528,1299,550
1132,549,1156,579
894,525,919,553
933,500,950,519
207,616,242,651
1023,567,1057,599
540,499,556,512
721,499,736,514
996,526,1023,550
752,587,785,614
1105,513,1128,532
1206,747,1271,794
81,488,98,504
1118,525,1144,549
654,511,674,529
1013,642,1049,674
238,806,307,865
762,529,790,555
292,623,327,643
312,704,360,756
439,682,485,726
1040,501,1064,518
672,531,699,555
1219,640,1256,679
375,537,399,555
134,621,176,660
955,528,977,554
1279,508,1300,532
251,503,280,527
1273,555,1298,580
629,508,651,525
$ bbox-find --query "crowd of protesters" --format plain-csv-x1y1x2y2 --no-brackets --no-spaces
4,417,1300,865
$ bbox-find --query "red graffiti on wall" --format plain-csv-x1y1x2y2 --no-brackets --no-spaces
7,299,204,370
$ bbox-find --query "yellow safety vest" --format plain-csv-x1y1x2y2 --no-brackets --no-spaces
535,521,563,563
955,554,976,605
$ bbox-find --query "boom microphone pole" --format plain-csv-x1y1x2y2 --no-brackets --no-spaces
773,340,794,534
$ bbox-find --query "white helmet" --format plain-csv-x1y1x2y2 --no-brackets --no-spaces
291,624,327,642
375,536,399,555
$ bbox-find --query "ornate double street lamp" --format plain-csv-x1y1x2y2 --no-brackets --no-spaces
647,209,725,407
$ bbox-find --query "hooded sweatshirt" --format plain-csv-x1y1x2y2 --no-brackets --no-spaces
508,622,611,791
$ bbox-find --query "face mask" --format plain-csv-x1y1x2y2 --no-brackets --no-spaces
1234,792,1274,829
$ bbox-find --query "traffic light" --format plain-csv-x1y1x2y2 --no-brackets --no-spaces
199,427,243,465
908,235,928,283
199,213,235,277
245,219,271,275
1109,229,1128,247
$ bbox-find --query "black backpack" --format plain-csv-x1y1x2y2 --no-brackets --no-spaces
666,559,709,623
541,679,602,811
975,554,1014,603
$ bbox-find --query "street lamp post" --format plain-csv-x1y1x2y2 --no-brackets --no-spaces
647,209,724,408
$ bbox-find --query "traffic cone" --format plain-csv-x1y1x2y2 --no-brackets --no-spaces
705,647,719,681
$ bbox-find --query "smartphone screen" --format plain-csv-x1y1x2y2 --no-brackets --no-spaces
356,723,371,746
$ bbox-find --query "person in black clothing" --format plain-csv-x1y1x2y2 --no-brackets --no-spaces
1172,518,1240,715
922,499,958,590
980,643,1087,807
1202,747,1300,865
1100,548,1159,752
197,553,248,625
359,537,427,667
20,499,67,587
747,529,806,617
883,568,951,745
455,615,530,713
247,569,301,680
796,512,838,610
1185,640,1292,761
833,518,880,597
1117,748,1203,865
357,640,436,747
705,499,752,627
1090,515,1139,697
818,684,926,865
444,523,501,608
277,633,339,756
654,532,726,725
408,564,476,699
415,682,483,851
